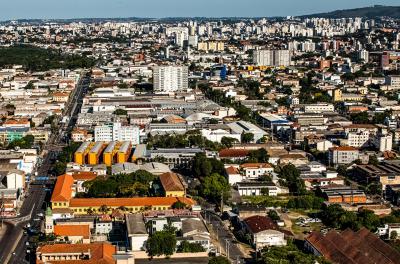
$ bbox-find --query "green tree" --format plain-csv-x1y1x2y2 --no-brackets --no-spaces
278,164,306,195
192,153,224,178
177,241,205,253
241,132,254,143
350,112,369,124
171,201,187,209
390,230,398,240
99,205,109,214
7,135,35,149
200,173,230,203
146,230,177,258
268,210,280,221
368,155,379,166
114,108,128,115
208,256,230,264
221,136,238,148
247,148,270,163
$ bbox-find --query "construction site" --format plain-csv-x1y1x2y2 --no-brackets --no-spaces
74,141,147,166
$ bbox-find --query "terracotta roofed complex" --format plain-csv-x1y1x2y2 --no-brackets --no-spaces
305,228,400,264
36,243,116,264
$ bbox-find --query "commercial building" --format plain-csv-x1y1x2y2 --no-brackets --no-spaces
153,65,189,93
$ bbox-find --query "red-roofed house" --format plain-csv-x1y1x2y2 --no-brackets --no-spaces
243,215,286,249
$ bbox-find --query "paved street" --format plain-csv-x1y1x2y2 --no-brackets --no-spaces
204,210,247,264
0,74,89,264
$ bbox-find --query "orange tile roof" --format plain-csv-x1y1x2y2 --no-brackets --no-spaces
219,149,249,158
54,224,90,239
329,146,359,151
51,174,74,202
240,163,273,169
3,118,30,125
69,197,195,208
159,172,184,192
226,166,240,175
72,171,97,181
37,243,116,264
53,92,70,97
345,124,377,129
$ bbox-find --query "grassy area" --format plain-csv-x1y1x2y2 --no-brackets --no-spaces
242,195,290,207
290,219,325,239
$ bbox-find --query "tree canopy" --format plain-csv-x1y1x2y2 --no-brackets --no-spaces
83,170,156,198
7,135,35,149
146,230,177,258
200,173,231,203
0,45,95,71
278,164,306,195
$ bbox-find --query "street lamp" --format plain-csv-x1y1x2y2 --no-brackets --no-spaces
225,239,230,260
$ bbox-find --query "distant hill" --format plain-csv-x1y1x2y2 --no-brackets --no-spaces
300,5,400,19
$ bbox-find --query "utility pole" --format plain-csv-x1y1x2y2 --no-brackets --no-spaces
220,190,224,214
225,239,230,260
0,192,4,229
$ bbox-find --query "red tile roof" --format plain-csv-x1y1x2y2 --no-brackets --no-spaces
329,146,359,151
159,172,185,192
226,166,240,175
306,228,400,264
219,149,249,158
244,215,278,234
36,243,116,264
240,163,273,169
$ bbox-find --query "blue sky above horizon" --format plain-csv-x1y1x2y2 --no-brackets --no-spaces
1,0,399,20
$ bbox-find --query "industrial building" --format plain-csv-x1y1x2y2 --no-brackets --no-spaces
88,142,106,165
75,141,136,166
118,141,132,163
74,142,93,165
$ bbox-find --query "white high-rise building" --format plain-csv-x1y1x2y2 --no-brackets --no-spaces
94,122,140,144
153,65,189,93
253,49,291,66
358,49,369,62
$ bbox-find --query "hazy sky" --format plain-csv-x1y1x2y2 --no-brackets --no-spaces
1,0,399,20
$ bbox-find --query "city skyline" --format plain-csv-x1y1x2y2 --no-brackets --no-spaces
1,0,400,20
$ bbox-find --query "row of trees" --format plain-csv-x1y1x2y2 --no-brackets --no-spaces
319,204,381,231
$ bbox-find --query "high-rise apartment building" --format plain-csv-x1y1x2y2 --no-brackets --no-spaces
153,65,189,92
253,49,291,66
